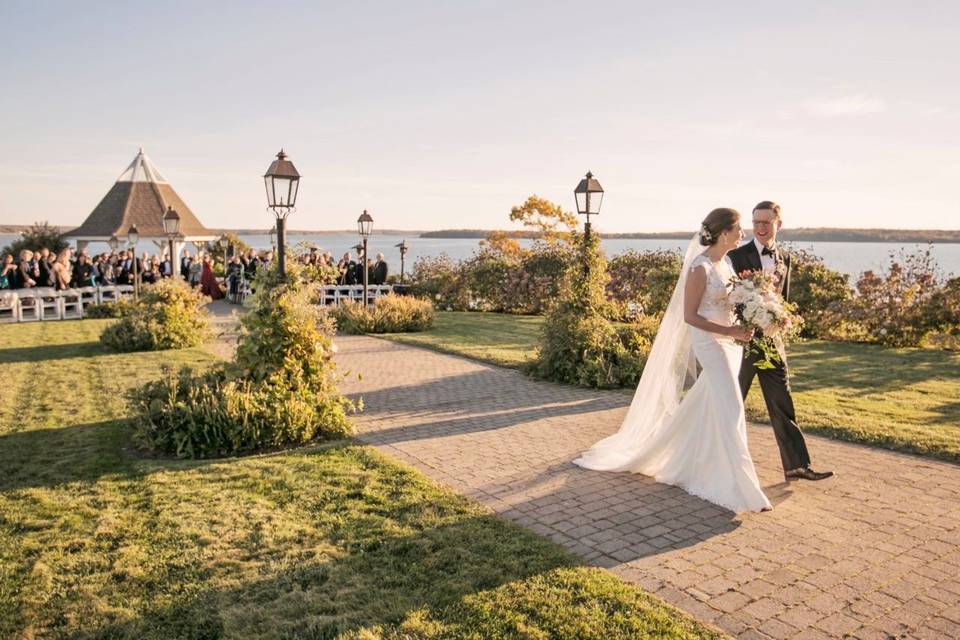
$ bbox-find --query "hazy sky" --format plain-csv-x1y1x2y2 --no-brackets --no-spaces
1,1,957,233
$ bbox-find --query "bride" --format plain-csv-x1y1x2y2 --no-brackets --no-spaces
574,208,771,513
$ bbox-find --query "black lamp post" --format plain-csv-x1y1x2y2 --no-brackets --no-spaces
163,206,181,278
263,149,301,279
218,235,230,284
127,224,140,300
357,210,374,305
395,239,409,284
574,170,604,242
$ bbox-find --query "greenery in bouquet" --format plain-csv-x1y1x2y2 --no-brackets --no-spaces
729,269,804,369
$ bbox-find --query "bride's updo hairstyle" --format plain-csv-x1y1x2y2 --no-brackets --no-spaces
699,208,740,246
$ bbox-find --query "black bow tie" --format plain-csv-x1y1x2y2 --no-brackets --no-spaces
761,246,777,257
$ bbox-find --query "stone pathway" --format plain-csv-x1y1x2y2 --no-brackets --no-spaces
335,334,960,640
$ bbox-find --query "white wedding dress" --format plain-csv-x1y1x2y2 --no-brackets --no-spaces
574,237,771,513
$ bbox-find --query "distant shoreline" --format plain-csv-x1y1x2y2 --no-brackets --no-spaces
2,225,959,244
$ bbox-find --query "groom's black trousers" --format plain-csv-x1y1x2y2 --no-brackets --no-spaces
739,348,811,472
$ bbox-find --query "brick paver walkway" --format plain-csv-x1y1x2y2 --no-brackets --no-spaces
336,335,960,640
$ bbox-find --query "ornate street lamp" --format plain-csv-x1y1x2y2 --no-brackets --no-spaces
263,149,301,278
163,206,181,278
357,210,374,305
108,234,119,252
127,224,140,300
574,170,604,241
395,239,409,284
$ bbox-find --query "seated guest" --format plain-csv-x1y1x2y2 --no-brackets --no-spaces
37,248,55,287
73,254,95,287
16,250,37,289
51,250,72,290
0,254,15,289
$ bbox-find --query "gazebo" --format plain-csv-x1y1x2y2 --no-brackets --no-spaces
65,148,217,276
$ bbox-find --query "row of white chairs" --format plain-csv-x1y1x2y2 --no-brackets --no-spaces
0,286,135,323
317,284,395,306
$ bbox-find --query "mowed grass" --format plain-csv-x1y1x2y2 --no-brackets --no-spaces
0,320,722,640
380,311,960,462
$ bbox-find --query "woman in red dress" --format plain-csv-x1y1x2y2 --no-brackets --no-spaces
200,255,224,300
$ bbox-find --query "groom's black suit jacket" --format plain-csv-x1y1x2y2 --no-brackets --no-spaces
728,240,791,302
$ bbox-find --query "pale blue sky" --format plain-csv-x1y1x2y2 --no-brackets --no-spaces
1,1,957,232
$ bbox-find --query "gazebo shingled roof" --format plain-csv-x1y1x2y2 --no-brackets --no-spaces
66,148,216,241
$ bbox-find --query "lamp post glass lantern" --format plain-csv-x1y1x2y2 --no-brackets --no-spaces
395,239,409,284
357,210,374,305
163,206,181,278
574,170,604,240
263,149,301,278
108,234,119,252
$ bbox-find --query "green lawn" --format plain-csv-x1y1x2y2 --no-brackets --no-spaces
382,311,960,462
0,320,721,640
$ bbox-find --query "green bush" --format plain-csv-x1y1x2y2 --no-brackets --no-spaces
129,264,354,458
1,221,69,257
82,299,132,319
100,279,210,351
529,233,648,389
788,247,852,338
821,246,945,347
606,249,682,318
334,294,435,334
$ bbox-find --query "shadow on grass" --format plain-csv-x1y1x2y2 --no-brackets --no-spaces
0,340,107,364
66,513,579,640
788,341,959,394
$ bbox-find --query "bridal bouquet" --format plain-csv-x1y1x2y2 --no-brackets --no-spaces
728,270,804,369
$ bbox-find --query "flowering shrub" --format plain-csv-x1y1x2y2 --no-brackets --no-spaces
529,232,649,389
821,246,947,347
129,263,354,458
787,247,852,338
408,254,470,310
334,295,435,333
606,250,682,318
100,279,210,352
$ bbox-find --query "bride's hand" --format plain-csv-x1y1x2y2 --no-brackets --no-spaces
728,326,755,342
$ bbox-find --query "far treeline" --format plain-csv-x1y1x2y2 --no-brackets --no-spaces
421,228,960,243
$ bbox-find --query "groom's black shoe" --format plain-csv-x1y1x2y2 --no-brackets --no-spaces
784,466,833,481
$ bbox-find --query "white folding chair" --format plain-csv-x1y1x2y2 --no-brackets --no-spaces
61,289,83,320
17,290,41,322
98,285,119,304
116,285,135,300
79,286,100,306
0,291,19,323
37,288,62,320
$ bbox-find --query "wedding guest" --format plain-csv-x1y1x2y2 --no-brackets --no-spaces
51,250,72,290
199,256,224,300
371,253,388,285
226,256,244,302
37,248,55,287
73,254,95,287
0,254,15,289
16,250,37,289
181,250,193,282
188,255,203,288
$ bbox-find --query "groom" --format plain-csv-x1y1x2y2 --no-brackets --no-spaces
728,201,833,482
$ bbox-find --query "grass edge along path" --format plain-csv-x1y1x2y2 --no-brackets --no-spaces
379,311,960,464
0,319,724,640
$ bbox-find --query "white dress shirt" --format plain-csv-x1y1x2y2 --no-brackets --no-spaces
754,238,776,274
